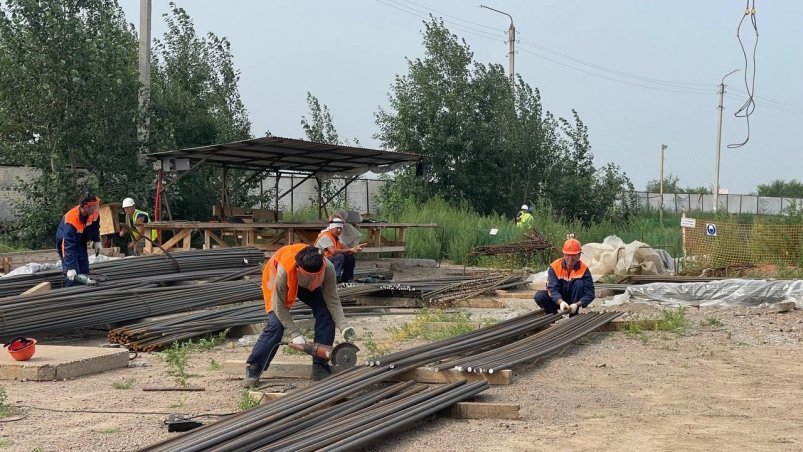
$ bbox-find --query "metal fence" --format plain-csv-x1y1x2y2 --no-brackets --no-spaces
637,191,803,215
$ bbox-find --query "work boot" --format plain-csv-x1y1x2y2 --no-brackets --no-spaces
241,364,261,388
311,363,332,381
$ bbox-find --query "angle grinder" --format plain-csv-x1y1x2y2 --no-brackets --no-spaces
287,342,360,372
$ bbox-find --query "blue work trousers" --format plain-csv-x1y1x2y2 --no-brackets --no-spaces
246,286,336,372
329,254,355,283
534,288,584,316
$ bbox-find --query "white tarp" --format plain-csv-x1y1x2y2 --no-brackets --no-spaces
582,235,673,281
606,279,803,308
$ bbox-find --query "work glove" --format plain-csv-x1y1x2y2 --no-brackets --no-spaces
94,241,102,257
558,300,570,314
341,327,356,342
66,269,77,281
569,303,580,315
291,335,307,346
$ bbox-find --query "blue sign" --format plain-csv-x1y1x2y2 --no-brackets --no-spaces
706,223,717,237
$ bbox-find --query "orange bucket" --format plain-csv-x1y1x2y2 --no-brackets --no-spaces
5,337,37,361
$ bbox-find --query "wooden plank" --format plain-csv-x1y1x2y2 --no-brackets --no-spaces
248,391,288,405
98,204,120,235
444,402,520,419
388,368,512,385
452,298,507,308
773,301,797,313
361,246,405,254
494,290,534,299
21,282,51,296
224,360,312,379
595,319,659,332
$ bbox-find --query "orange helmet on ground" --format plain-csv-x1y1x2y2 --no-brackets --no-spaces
5,337,37,361
562,238,582,255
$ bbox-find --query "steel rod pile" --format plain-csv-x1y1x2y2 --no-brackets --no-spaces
369,310,561,368
141,308,621,451
0,279,262,340
0,247,265,297
435,311,622,373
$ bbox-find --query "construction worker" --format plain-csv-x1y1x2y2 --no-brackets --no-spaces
516,204,534,229
534,238,595,316
243,244,356,387
55,192,102,287
314,217,365,283
118,197,157,256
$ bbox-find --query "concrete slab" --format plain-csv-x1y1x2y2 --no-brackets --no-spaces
0,345,129,381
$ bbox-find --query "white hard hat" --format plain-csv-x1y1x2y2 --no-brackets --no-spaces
520,204,528,210
122,197,135,208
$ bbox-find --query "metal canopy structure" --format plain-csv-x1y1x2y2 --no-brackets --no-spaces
146,136,423,220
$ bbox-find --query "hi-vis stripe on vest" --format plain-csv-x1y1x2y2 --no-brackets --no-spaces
262,243,307,312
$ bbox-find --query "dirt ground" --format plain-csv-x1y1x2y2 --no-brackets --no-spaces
1,263,802,451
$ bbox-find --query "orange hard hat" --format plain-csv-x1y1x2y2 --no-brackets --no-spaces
562,238,582,255
5,337,37,361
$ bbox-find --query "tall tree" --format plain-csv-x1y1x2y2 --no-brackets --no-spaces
756,179,803,198
0,0,146,246
147,3,257,220
375,18,635,224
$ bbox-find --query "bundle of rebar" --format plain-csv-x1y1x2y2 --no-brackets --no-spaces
470,229,553,256
434,311,622,373
0,279,262,340
0,247,265,297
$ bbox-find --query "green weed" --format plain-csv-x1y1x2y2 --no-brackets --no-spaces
193,329,230,351
388,308,478,342
159,342,191,387
111,378,136,390
657,307,689,335
207,358,223,371
168,398,186,409
701,317,723,327
361,331,391,358
0,438,10,448
97,427,120,434
0,386,11,418
623,322,649,343
238,390,260,411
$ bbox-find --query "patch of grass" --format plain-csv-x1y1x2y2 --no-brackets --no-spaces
388,308,478,342
737,340,750,347
159,342,191,387
361,331,391,358
0,386,11,418
0,438,10,448
207,358,223,371
657,307,689,335
111,378,136,390
97,427,120,434
168,398,186,409
238,389,259,411
623,322,649,343
193,329,230,351
701,317,723,327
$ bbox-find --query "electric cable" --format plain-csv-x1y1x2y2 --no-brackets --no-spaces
728,0,759,149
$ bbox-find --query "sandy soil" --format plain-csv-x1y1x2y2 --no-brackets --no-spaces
1,265,802,451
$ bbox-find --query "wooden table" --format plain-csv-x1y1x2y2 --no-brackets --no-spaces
143,221,439,256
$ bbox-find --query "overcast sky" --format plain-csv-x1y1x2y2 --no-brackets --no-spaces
119,0,803,194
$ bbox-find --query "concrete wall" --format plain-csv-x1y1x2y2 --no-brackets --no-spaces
0,165,38,221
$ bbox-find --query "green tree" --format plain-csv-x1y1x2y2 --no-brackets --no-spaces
645,174,711,194
0,0,147,246
756,179,803,198
147,3,259,220
375,18,635,224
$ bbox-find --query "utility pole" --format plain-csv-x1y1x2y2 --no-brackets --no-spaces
138,0,152,146
714,69,740,211
480,5,515,92
659,144,667,224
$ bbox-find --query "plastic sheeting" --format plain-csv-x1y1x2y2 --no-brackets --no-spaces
582,235,673,281
606,279,803,308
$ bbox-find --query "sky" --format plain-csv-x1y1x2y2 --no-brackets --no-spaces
118,0,803,195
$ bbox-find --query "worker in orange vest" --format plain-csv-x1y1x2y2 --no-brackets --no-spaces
243,244,355,387
54,193,102,287
314,217,365,283
534,238,595,316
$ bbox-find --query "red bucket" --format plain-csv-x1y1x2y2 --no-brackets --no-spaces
5,337,37,361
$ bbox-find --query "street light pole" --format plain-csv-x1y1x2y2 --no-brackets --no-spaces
480,5,515,91
714,69,740,211
659,144,667,224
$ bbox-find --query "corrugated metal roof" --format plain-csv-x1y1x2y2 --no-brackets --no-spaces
146,136,422,175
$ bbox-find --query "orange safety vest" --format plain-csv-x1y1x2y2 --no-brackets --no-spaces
262,243,307,312
60,205,100,256
549,258,589,283
315,230,343,258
